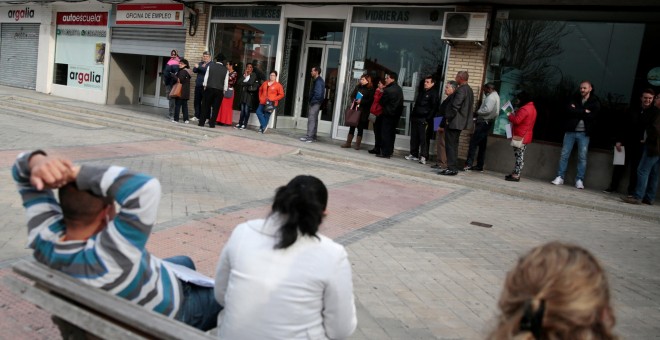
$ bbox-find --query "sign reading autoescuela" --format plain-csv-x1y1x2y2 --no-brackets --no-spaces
116,3,184,26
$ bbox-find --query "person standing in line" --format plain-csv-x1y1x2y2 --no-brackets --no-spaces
216,61,238,126
341,74,374,150
300,66,325,143
172,59,192,124
376,72,404,159
368,79,386,155
551,81,601,189
214,175,357,339
163,49,180,120
440,71,474,176
505,91,537,182
464,82,500,172
199,56,228,128
621,93,660,205
604,89,656,194
431,81,457,171
235,63,260,130
255,70,285,134
405,76,439,165
192,51,211,122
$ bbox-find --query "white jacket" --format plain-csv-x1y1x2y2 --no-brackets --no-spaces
214,216,357,340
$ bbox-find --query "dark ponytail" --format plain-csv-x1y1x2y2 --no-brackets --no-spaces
271,175,328,249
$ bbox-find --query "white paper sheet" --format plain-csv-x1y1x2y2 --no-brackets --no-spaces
613,146,625,165
505,123,512,139
162,262,215,287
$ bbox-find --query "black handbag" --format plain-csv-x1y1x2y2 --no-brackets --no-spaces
265,100,275,113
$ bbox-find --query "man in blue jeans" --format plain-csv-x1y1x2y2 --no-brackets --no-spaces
551,81,600,189
622,94,660,205
13,150,222,331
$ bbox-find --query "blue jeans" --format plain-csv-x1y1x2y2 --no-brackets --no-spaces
556,132,589,181
633,146,660,202
256,104,273,131
238,103,251,126
164,256,223,331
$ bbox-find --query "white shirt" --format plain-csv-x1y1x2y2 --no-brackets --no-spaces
214,216,357,340
476,90,500,121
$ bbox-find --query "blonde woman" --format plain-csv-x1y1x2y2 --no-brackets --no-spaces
489,242,616,340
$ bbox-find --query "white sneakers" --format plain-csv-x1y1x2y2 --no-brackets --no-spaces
419,157,426,165
405,154,419,161
551,176,585,189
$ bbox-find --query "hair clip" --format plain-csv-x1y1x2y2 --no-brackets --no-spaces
519,299,545,339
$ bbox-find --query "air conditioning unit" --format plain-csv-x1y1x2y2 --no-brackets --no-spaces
441,12,488,42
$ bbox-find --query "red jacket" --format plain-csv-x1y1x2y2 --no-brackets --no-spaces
370,89,384,116
508,102,537,144
258,81,285,106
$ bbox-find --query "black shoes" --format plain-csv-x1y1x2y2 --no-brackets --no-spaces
376,154,391,159
505,174,520,182
463,165,484,172
439,169,458,176
368,148,380,154
602,187,615,193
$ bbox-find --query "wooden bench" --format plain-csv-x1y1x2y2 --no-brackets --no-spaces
4,260,217,340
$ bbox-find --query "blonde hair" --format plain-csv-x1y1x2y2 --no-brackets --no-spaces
489,242,616,340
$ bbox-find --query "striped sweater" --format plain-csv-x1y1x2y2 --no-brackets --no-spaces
13,152,182,318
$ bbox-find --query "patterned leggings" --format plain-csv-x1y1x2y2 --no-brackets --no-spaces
513,145,527,175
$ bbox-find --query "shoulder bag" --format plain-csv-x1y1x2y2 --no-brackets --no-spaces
344,100,360,127
224,88,234,99
169,80,182,98
511,129,527,148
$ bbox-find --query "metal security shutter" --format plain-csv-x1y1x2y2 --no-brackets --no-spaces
110,27,185,57
0,24,39,89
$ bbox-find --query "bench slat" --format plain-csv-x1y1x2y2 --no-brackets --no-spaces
4,276,147,340
12,260,215,340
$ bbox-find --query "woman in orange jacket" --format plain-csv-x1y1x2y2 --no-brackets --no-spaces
256,70,285,133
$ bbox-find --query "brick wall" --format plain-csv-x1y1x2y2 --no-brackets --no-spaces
184,5,210,114
444,6,492,160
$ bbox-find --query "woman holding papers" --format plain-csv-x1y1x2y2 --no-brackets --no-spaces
214,176,357,340
505,91,537,182
341,74,374,150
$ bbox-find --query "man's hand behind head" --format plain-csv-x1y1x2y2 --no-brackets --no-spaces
28,154,79,190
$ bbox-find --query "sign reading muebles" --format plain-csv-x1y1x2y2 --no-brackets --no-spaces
54,12,108,90
116,4,184,26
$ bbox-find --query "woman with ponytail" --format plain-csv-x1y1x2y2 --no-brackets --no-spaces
214,175,357,339
488,242,617,340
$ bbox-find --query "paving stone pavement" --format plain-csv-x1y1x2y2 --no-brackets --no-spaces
0,86,659,339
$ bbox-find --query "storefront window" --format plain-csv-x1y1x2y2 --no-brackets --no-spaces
53,12,108,90
208,20,280,110
487,10,659,149
344,26,446,135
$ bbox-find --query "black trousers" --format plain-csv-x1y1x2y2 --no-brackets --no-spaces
465,121,491,168
371,116,383,152
609,142,644,194
379,115,399,156
193,85,204,119
409,118,428,158
445,128,462,171
200,87,223,127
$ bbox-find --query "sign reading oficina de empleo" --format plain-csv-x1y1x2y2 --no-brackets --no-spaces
115,3,184,26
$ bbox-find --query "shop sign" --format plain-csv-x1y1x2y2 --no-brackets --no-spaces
68,65,104,90
211,6,281,22
56,12,108,26
2,6,41,23
116,4,184,26
352,7,448,26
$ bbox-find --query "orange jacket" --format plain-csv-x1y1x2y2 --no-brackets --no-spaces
258,81,285,106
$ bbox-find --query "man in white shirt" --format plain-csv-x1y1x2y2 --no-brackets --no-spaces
464,83,500,171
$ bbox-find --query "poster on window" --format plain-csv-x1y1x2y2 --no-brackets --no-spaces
54,12,108,90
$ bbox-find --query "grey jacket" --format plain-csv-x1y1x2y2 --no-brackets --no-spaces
446,83,474,130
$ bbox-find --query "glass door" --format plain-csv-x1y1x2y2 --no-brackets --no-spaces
275,21,305,129
140,56,169,108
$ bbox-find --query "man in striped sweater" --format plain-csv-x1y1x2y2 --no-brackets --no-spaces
13,150,221,331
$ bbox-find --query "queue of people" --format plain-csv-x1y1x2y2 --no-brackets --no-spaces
14,148,620,339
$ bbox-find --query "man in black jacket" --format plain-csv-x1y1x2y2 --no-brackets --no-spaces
199,55,228,128
405,76,439,165
377,71,404,159
605,89,656,194
551,81,601,189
